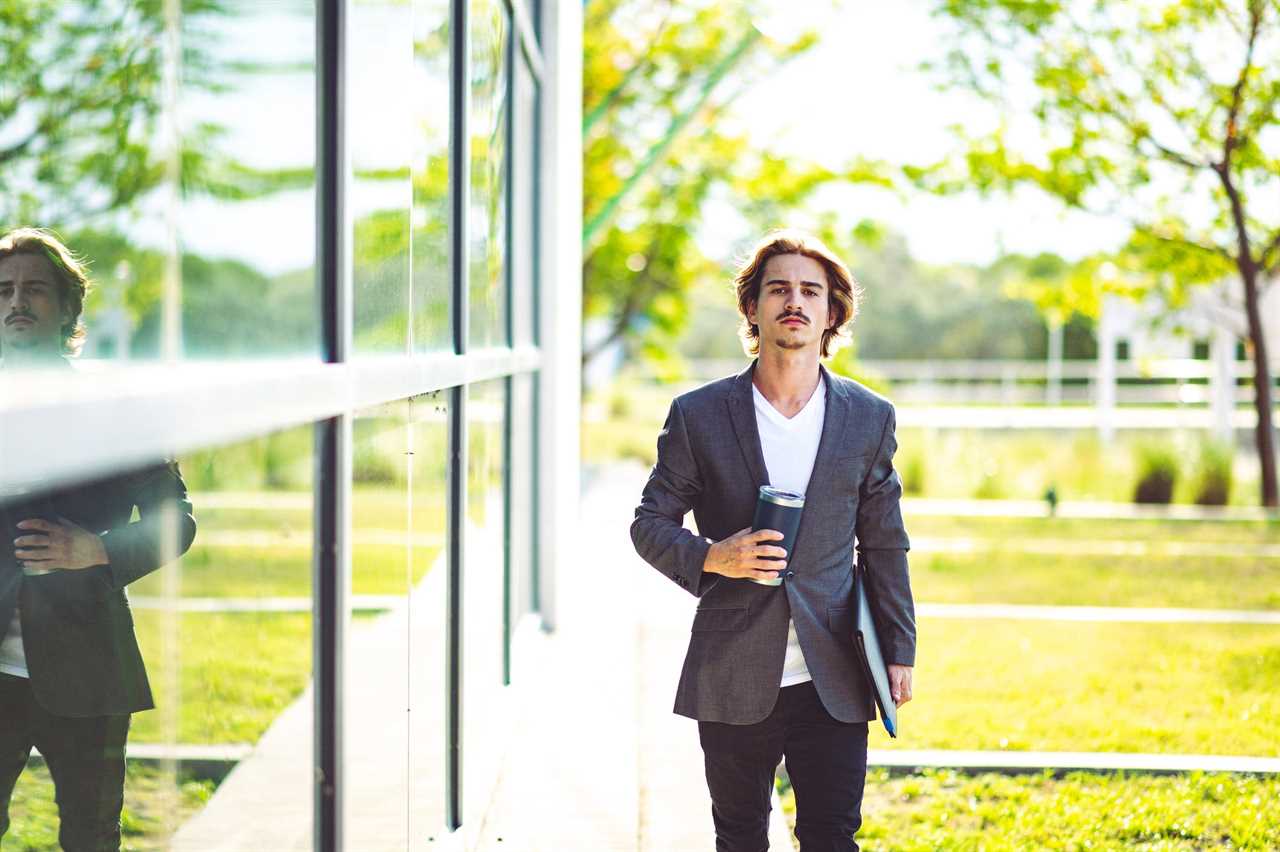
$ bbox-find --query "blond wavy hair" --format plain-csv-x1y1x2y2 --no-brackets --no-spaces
734,229,861,358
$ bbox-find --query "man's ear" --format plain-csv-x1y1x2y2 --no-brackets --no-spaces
746,298,757,325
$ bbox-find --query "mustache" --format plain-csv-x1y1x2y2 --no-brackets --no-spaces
4,311,36,325
777,312,809,324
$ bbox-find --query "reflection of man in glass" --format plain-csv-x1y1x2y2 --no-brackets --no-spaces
0,228,197,850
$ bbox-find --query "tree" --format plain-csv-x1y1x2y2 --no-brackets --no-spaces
914,0,1280,505
0,1,309,231
581,0,886,374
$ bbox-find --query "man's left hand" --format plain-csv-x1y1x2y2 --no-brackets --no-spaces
887,664,913,707
13,517,109,571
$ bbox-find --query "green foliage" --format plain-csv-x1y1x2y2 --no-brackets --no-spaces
972,465,1008,500
0,2,311,230
835,230,1096,360
897,445,927,496
352,444,402,485
919,0,1280,504
1133,441,1180,504
62,229,318,359
1192,439,1234,506
182,427,312,492
582,0,886,370
669,225,1099,362
827,343,893,395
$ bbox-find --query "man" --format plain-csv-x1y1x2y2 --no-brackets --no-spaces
631,229,916,851
0,228,196,850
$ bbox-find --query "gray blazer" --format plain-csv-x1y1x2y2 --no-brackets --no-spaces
630,359,916,725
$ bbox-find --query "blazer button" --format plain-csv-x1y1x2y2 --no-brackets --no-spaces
785,571,796,579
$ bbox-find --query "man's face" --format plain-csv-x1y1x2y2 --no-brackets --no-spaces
0,253,68,355
747,253,835,353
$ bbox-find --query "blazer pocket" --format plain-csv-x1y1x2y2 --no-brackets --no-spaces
827,605,854,635
691,606,749,633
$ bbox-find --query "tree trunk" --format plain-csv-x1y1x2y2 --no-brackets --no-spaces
1239,260,1278,507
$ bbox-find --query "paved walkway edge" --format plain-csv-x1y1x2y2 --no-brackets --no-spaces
869,749,1280,776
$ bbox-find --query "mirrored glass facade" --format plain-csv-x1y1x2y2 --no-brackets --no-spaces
3,428,317,849
0,3,319,368
468,0,510,350
0,0,561,847
351,2,413,355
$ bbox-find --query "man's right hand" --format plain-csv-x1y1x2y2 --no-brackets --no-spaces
704,527,787,582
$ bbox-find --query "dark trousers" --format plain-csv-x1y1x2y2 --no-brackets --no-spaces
0,673,130,852
698,680,869,852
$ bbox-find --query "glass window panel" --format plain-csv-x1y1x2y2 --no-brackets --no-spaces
460,378,507,825
2,427,315,848
511,57,538,348
412,0,454,354
1,3,319,370
468,0,510,349
351,1,413,355
347,401,411,843
172,3,319,360
408,390,449,841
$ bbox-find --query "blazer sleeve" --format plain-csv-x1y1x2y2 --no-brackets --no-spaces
855,403,916,667
99,460,198,590
630,397,721,598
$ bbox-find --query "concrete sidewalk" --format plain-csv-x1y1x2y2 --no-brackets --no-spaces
473,463,795,851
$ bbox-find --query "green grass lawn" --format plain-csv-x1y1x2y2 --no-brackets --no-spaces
870,619,1280,756
779,768,1280,850
908,515,1280,544
908,514,1280,542
129,544,313,598
122,486,447,599
5,762,213,852
129,541,443,598
912,550,1280,609
903,516,1280,609
129,611,312,745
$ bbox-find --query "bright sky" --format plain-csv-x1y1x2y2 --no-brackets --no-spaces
708,0,1131,268
175,1,1138,276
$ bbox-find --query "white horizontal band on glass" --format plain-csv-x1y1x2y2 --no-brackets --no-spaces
0,346,540,491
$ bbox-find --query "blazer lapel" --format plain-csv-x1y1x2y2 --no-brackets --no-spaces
789,363,850,560
801,362,850,499
727,360,770,490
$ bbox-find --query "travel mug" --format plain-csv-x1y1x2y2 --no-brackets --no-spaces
749,486,804,586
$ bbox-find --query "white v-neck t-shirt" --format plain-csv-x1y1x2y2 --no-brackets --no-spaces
752,375,826,688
